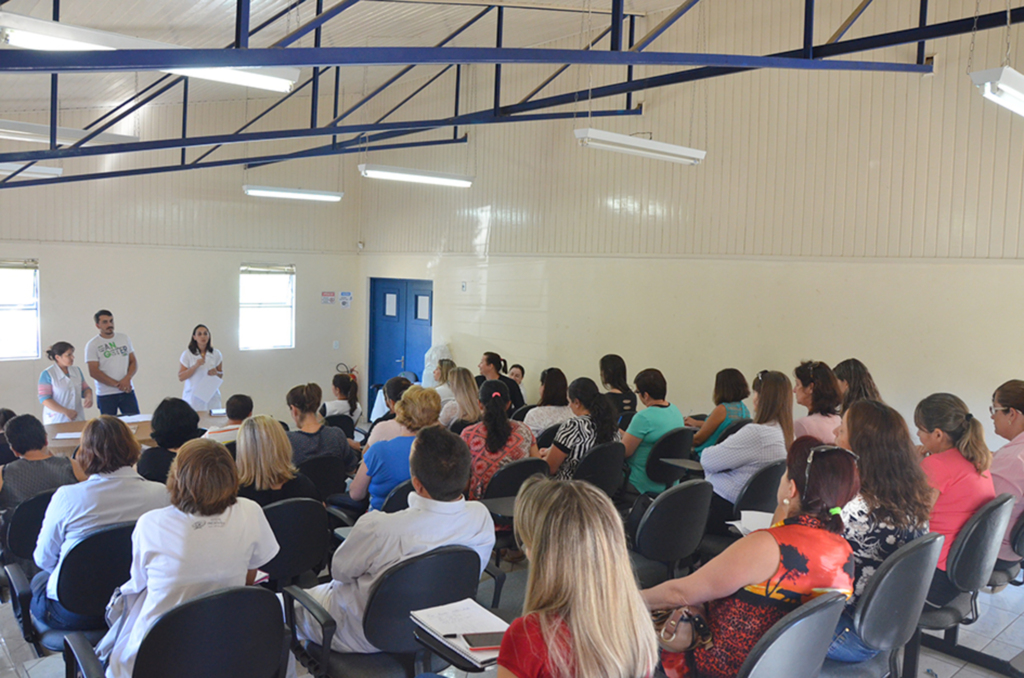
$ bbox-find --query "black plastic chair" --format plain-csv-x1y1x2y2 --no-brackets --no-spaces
510,405,535,422
262,498,331,591
618,411,636,431
629,479,713,586
64,586,290,678
286,545,481,678
909,494,1015,678
4,489,56,565
7,521,135,654
535,424,560,449
819,533,944,678
299,456,352,506
382,480,414,513
448,419,472,435
987,509,1024,588
645,427,696,487
717,417,752,445
571,441,626,497
224,440,237,459
324,415,356,440
279,420,291,432
484,457,548,570
698,459,787,561
737,591,847,678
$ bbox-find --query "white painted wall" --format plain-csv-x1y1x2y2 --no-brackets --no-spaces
0,241,361,424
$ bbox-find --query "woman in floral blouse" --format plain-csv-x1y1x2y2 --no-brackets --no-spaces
828,399,933,663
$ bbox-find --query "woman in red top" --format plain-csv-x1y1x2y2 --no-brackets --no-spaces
644,437,859,678
461,380,538,501
915,393,994,606
497,477,659,678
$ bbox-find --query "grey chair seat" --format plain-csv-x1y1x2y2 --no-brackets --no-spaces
989,563,1021,587
629,551,671,588
819,651,891,678
918,594,973,630
304,643,448,678
697,533,737,561
37,623,106,653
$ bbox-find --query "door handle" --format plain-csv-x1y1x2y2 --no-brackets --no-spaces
395,356,405,369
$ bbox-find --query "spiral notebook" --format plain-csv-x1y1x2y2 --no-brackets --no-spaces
410,598,509,668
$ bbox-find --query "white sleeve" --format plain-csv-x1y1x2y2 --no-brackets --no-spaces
247,502,280,569
125,335,134,354
179,350,192,366
700,425,762,473
330,517,380,584
85,338,99,363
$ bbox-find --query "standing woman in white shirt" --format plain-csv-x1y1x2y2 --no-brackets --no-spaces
38,342,92,424
178,325,224,411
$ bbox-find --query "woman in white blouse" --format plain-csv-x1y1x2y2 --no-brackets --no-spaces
103,438,279,678
178,324,224,411
38,341,92,424
523,368,573,436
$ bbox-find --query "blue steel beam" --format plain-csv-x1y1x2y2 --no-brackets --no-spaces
0,107,641,166
610,0,624,51
494,7,503,114
630,0,699,52
0,137,468,190
328,5,492,125
804,0,814,59
181,77,189,164
0,46,935,71
311,0,324,127
236,0,251,48
271,0,361,48
917,0,928,65
827,0,873,43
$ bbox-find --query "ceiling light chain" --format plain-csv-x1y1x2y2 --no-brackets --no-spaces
1004,0,1013,68
967,0,981,76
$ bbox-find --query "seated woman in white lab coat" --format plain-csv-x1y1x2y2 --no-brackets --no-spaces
102,438,279,678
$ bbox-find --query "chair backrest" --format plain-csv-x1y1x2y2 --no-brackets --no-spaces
449,419,472,435
1009,509,1024,560
852,533,944,651
5,488,56,560
260,499,329,588
645,427,695,485
482,457,549,499
733,460,787,517
946,493,1015,593
572,442,626,497
382,479,414,513
398,371,418,383
133,586,287,678
737,591,846,678
634,479,713,563
323,414,356,439
278,420,290,432
618,411,636,431
57,521,135,616
510,405,535,422
224,440,237,459
536,424,561,449
363,546,481,654
297,455,350,500
717,418,752,445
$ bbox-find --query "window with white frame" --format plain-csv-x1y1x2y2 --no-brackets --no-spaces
239,264,296,350
0,259,40,361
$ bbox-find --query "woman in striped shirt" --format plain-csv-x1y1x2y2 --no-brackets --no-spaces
541,378,619,480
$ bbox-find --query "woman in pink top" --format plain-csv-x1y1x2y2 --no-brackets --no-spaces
915,393,994,606
988,380,1024,568
793,361,842,443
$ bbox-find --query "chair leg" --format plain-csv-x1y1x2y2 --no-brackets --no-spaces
413,648,432,676
902,628,922,678
485,562,506,609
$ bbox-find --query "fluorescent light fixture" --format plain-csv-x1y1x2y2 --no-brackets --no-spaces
358,163,473,188
0,162,62,179
243,185,343,202
574,128,706,165
0,11,299,93
0,119,138,146
971,66,1024,118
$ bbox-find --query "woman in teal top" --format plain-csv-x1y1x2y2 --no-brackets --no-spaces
685,369,751,458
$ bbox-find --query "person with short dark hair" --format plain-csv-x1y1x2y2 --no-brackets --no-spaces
508,363,526,405
523,368,573,436
32,416,168,631
793,360,843,443
203,393,254,444
476,352,526,411
85,310,139,416
286,383,356,469
292,426,495,654
686,368,752,458
0,415,85,515
0,409,17,466
102,439,279,678
363,376,414,447
620,368,686,497
38,341,93,424
137,397,203,484
177,324,224,411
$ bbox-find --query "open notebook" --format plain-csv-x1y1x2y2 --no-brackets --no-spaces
411,598,509,669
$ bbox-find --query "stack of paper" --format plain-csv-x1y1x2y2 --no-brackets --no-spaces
726,510,775,536
411,598,509,669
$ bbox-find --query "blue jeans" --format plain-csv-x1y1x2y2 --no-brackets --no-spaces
30,570,106,630
97,390,140,416
827,611,879,662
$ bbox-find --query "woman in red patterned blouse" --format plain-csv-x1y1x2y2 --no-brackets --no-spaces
461,380,539,501
496,477,659,678
643,437,860,678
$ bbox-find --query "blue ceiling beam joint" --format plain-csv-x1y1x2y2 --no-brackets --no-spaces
519,26,610,103
827,0,873,44
625,16,634,109
271,0,361,48
917,0,929,65
180,77,189,164
311,0,324,127
803,0,814,59
630,0,699,52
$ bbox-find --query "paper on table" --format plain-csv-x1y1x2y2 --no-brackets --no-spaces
118,414,152,424
54,432,82,440
411,598,509,668
192,375,223,405
727,510,775,536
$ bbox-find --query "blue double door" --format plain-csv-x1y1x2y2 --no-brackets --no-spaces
368,278,433,391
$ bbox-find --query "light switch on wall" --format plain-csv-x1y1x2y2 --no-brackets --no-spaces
333,340,340,350
461,282,467,292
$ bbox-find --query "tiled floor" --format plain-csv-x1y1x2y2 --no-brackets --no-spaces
0,568,1021,677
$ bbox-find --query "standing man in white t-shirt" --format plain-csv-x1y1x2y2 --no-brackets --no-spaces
85,309,140,416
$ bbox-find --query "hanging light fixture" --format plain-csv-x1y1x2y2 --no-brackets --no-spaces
243,185,343,202
358,164,473,188
0,162,62,179
967,0,1024,118
574,128,706,165
0,119,138,146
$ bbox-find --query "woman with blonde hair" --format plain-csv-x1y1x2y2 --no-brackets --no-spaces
497,477,658,678
285,383,357,470
439,367,482,431
433,359,457,404
915,392,995,605
349,385,442,510
236,415,320,506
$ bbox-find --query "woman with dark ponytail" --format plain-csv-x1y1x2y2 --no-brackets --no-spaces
476,352,526,411
321,373,362,421
915,393,995,606
461,380,538,500
541,377,619,479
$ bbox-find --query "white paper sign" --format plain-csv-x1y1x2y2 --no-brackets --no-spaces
55,432,82,440
193,375,223,405
339,291,352,309
321,291,336,305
